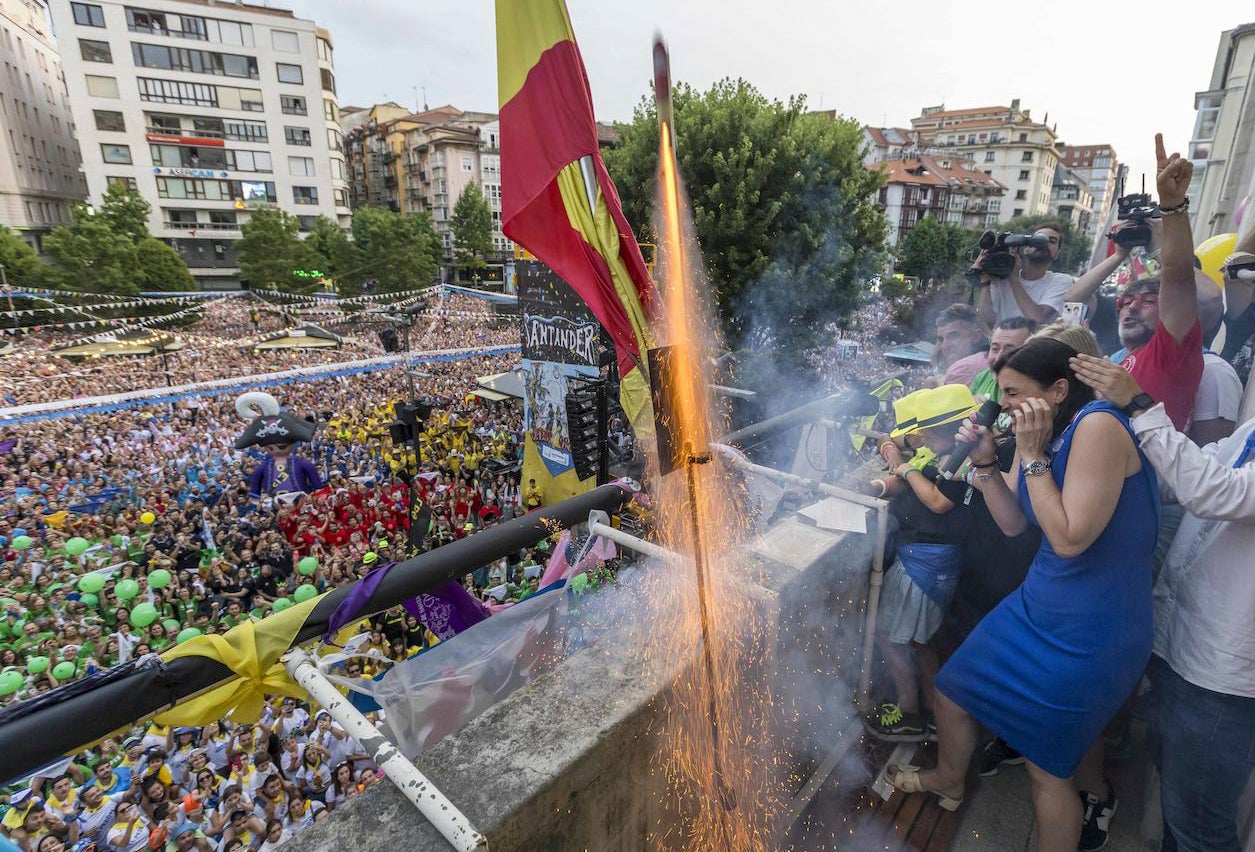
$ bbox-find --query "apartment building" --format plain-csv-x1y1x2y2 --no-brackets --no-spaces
0,0,88,251
1049,163,1095,234
1058,144,1119,239
1187,22,1255,240
341,103,512,264
911,101,1059,222
48,0,351,288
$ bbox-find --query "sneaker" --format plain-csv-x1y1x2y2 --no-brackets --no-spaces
1078,782,1118,851
862,703,927,742
972,737,1026,777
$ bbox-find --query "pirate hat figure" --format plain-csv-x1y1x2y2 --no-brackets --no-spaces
235,392,323,498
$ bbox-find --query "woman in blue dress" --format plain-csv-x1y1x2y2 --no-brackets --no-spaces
887,337,1159,851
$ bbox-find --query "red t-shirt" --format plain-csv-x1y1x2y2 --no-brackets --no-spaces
1120,320,1203,431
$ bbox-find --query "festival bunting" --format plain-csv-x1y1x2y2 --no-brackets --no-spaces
495,0,659,432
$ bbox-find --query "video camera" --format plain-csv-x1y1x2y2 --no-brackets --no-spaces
964,230,1051,285
1109,192,1159,249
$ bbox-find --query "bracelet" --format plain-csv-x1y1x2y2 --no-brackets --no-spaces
972,460,999,469
1159,197,1189,217
871,479,887,498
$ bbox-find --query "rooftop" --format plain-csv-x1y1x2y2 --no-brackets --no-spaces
154,0,297,19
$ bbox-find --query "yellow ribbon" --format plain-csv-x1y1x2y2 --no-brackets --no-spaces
153,594,325,727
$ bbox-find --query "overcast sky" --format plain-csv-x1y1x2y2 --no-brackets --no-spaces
285,0,1252,200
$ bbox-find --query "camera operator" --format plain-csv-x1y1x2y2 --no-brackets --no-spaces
976,224,1073,327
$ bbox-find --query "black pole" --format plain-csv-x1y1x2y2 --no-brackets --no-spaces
596,382,609,485
0,482,636,784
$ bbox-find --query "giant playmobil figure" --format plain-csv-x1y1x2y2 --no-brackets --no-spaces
235,391,324,498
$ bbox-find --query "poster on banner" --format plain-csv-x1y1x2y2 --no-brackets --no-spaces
517,261,605,504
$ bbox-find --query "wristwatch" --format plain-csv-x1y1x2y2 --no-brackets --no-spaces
1121,392,1155,418
1022,458,1052,477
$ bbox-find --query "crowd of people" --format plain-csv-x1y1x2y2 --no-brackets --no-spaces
0,285,549,851
0,294,516,406
857,136,1255,852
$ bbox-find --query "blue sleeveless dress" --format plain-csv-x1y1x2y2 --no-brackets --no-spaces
934,401,1159,778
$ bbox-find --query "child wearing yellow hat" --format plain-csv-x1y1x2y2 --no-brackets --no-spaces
865,384,977,744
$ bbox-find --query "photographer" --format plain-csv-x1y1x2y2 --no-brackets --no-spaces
976,224,1073,327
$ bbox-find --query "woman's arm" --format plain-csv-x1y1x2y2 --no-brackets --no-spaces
894,465,955,514
957,422,1029,536
1022,410,1131,558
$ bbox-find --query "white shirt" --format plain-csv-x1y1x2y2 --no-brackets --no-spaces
1133,403,1255,697
1192,352,1242,424
989,270,1074,322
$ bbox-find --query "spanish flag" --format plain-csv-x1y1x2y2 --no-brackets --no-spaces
496,0,658,430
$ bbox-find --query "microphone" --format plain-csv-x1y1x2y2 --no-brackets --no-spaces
941,399,1002,480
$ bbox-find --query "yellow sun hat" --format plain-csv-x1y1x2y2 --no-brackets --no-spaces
909,384,978,433
889,389,930,438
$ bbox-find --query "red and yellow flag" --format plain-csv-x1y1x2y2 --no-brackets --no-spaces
496,0,658,430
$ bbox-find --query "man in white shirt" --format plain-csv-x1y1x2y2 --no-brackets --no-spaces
1071,352,1255,852
978,224,1075,326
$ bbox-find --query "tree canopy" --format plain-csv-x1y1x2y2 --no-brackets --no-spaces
40,189,194,294
0,227,48,288
235,207,324,294
450,184,494,275
896,217,976,283
337,207,441,295
603,79,887,367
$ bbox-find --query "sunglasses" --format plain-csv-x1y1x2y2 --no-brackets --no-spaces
1115,291,1159,312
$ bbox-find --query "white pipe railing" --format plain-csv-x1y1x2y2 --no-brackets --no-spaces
284,649,487,851
587,519,682,562
711,445,889,709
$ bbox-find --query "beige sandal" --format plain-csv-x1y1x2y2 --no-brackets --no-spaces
884,764,964,812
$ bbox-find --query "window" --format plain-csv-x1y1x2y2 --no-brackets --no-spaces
84,74,119,98
138,77,215,107
461,155,473,173
271,30,299,52
131,43,258,79
319,68,335,93
106,175,137,191
100,143,131,164
1195,96,1221,141
316,37,332,62
1015,189,1027,200
297,215,316,232
326,128,342,151
208,210,237,226
280,94,306,115
288,156,315,176
276,63,303,84
71,2,105,27
983,151,995,162
323,99,337,122
292,186,318,205
1018,133,1028,142
79,39,112,62
1018,170,1030,181
1021,151,1034,163
93,109,124,131
284,126,311,146
1013,208,1024,217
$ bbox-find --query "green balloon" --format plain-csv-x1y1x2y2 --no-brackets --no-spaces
176,627,202,644
65,537,90,556
26,655,50,674
148,568,171,589
81,593,99,607
115,579,140,601
78,573,106,594
11,535,32,551
271,597,293,613
129,603,158,628
52,661,76,680
0,670,22,695
297,557,318,576
293,584,317,603
161,619,181,634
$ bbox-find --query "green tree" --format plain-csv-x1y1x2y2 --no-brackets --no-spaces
134,237,194,291
98,185,152,243
603,79,887,362
43,207,139,295
342,207,440,294
1000,212,1093,275
896,217,975,283
449,184,493,276
0,226,48,288
236,207,322,293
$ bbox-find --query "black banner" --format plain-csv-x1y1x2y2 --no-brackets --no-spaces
518,260,602,368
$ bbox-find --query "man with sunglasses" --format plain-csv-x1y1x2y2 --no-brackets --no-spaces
1112,135,1203,432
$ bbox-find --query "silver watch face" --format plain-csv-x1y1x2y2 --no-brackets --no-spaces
1024,459,1051,476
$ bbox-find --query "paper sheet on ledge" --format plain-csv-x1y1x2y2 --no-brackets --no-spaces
798,497,869,534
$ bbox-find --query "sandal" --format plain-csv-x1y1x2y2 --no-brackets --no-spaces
884,764,964,812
